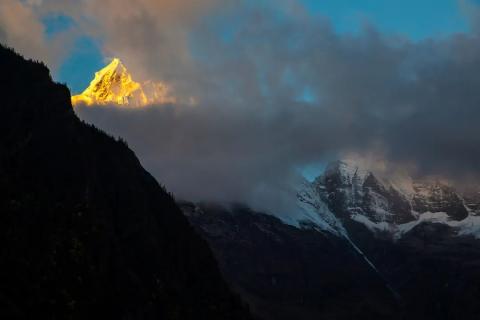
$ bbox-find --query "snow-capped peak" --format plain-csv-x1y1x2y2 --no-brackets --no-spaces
294,160,480,240
322,159,370,185
105,58,124,73
71,58,177,107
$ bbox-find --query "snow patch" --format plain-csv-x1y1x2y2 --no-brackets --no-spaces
295,178,347,236
351,211,480,240
351,214,392,233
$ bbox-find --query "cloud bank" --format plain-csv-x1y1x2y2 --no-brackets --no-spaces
0,0,73,69
6,0,480,214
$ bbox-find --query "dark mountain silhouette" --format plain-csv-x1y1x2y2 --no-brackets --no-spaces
0,45,252,320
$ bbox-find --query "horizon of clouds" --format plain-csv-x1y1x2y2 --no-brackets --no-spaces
2,0,480,216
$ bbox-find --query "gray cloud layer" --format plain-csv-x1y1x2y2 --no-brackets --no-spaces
7,1,480,213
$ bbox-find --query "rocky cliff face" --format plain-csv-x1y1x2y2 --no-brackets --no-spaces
313,160,417,225
297,160,480,240
0,45,251,320
411,182,468,220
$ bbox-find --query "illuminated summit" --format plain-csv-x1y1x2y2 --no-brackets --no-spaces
71,58,176,107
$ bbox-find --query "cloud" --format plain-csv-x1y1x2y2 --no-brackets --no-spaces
74,100,344,215
0,0,73,70
33,0,227,83
8,0,480,214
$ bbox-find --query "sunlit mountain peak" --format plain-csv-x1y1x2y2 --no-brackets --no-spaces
71,58,176,107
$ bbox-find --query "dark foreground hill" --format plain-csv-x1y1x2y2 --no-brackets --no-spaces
0,45,251,320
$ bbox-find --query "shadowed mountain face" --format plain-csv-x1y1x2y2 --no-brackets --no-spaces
182,202,401,320
183,202,480,320
0,45,251,320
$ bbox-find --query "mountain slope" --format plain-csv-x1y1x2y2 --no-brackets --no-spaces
182,202,401,320
182,202,480,320
0,45,251,319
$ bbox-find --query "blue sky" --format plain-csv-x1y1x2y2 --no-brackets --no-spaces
43,14,104,93
303,0,469,39
45,0,472,93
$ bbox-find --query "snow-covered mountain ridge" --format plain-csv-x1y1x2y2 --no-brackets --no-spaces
296,160,480,240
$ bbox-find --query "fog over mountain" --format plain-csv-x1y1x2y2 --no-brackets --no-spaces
5,0,480,214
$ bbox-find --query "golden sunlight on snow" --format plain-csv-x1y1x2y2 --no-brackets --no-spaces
71,58,177,107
